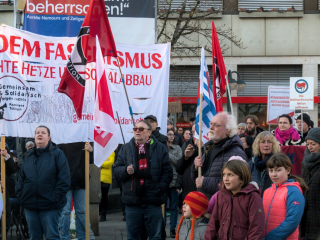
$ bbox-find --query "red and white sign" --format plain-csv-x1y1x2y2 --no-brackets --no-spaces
0,25,170,143
267,86,294,124
176,123,191,128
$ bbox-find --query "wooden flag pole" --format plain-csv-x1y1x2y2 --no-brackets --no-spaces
1,136,6,240
85,144,90,240
116,57,135,127
198,94,203,178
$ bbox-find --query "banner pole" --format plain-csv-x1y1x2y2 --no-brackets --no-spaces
1,136,6,240
116,57,135,127
301,111,303,137
116,111,131,166
226,81,234,116
198,94,203,179
85,145,90,240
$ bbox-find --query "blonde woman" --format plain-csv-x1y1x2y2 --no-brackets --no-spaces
248,131,281,196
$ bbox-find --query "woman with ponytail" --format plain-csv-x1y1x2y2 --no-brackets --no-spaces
175,191,209,240
263,153,307,240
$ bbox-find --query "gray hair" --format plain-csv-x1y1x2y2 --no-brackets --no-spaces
216,112,237,138
238,123,246,129
26,141,35,148
167,119,173,125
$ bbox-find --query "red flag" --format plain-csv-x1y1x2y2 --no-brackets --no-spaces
212,22,228,113
93,36,118,167
58,0,117,118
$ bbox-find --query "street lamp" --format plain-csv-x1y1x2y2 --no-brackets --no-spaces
227,70,246,92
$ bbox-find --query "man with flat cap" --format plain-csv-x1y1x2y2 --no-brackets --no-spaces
144,115,167,146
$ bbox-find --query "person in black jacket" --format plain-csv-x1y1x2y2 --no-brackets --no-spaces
167,119,184,147
176,124,198,202
144,115,167,146
15,125,70,240
58,142,93,240
113,120,173,240
1,144,17,232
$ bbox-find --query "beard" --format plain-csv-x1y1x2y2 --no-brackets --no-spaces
246,127,256,136
208,131,224,142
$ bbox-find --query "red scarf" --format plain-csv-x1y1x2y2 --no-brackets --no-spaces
135,139,151,186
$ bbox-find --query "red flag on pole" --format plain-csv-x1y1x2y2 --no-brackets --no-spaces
58,0,117,118
93,36,118,167
212,22,228,113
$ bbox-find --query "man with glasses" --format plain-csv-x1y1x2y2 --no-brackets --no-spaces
193,112,247,199
113,120,173,240
245,115,263,139
144,115,167,147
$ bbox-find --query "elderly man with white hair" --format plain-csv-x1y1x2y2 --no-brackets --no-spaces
193,112,247,199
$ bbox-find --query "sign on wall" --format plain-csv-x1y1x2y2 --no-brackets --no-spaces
0,25,169,143
23,0,156,45
290,77,314,110
267,86,294,124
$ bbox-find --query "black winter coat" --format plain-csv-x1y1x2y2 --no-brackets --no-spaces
152,127,168,146
176,138,197,201
300,154,320,240
15,141,71,211
193,135,247,199
58,142,93,189
113,137,173,206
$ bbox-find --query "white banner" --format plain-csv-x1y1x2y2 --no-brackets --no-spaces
0,25,170,144
267,86,294,124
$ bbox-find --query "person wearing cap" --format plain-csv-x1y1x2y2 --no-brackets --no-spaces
113,119,173,240
245,115,263,139
144,115,168,147
176,191,209,240
296,113,312,142
300,127,320,240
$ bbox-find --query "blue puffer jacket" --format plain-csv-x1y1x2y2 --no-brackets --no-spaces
15,141,71,211
113,136,173,206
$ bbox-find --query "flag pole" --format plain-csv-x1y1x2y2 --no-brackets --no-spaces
1,136,6,240
85,145,90,240
226,81,234,116
116,57,135,127
116,111,131,166
198,94,203,178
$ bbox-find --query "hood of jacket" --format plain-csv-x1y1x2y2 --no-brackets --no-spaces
218,180,261,196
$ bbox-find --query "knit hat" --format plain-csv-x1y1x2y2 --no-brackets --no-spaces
305,127,320,144
297,113,311,127
228,156,247,163
175,192,208,240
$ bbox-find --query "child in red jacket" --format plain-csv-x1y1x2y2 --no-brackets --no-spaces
204,156,265,240
263,153,307,240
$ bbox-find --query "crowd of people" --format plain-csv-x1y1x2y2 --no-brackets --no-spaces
0,111,319,240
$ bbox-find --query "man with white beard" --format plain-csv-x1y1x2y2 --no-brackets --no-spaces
193,112,247,199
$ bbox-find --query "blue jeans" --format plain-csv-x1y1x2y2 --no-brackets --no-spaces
125,204,162,240
60,189,86,240
164,187,179,231
24,208,62,240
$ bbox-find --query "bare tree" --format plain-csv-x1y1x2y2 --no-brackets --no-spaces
157,0,245,56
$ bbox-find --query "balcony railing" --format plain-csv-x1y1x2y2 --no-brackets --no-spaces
238,0,303,11
158,0,223,12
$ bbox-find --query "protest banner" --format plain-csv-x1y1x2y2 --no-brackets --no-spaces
0,25,170,143
267,86,294,124
23,0,156,44
281,145,306,176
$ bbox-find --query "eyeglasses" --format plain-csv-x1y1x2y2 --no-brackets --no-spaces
167,134,174,136
133,127,150,132
246,122,255,125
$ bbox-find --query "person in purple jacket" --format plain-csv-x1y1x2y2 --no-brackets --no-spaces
204,157,264,240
